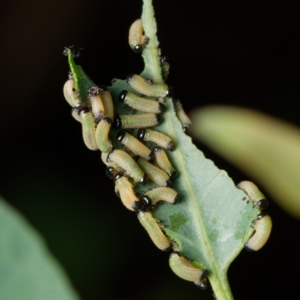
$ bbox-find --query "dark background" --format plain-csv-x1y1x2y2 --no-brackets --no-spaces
0,0,299,299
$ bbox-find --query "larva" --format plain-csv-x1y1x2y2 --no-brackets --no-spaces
117,130,152,160
153,146,177,179
99,86,114,121
115,113,161,129
114,174,143,212
173,99,192,132
119,90,165,114
63,79,81,107
78,107,98,151
244,213,272,251
137,128,175,151
95,117,113,153
107,149,146,184
137,211,171,251
137,157,170,187
237,181,269,210
169,252,208,289
87,85,105,123
142,187,178,205
126,74,172,98
128,19,149,53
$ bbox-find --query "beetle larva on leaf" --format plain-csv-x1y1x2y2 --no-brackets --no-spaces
114,174,144,212
78,107,98,151
115,113,161,129
137,211,172,251
153,146,177,179
63,79,81,108
107,149,146,184
173,99,192,132
117,130,152,160
137,157,170,187
99,86,114,121
128,19,149,53
95,117,113,153
143,187,178,205
169,252,208,289
119,90,165,114
126,73,172,98
244,213,272,251
137,128,175,151
237,181,269,210
87,85,105,123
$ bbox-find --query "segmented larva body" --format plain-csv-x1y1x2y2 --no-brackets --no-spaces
128,19,149,53
137,211,171,251
119,90,165,114
237,181,269,210
153,146,177,179
117,130,152,161
173,99,192,132
142,187,178,205
137,129,175,151
78,107,98,151
245,213,272,251
95,117,113,153
99,86,114,121
126,74,172,98
115,113,161,129
87,85,105,123
114,174,142,211
137,157,170,187
63,79,81,107
169,252,208,289
107,149,146,184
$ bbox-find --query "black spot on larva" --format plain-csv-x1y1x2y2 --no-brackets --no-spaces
119,90,128,102
117,130,126,142
137,129,146,140
133,44,143,53
114,116,122,129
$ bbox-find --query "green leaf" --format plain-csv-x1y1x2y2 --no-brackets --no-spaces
64,1,264,299
190,105,300,219
0,197,80,300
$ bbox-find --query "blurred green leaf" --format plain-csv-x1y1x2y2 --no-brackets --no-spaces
0,197,80,300
191,105,300,218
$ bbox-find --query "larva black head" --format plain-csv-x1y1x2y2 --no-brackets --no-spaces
153,146,162,153
133,44,143,53
71,103,86,114
160,56,169,64
195,279,208,290
126,73,135,83
256,199,269,210
140,174,147,185
106,167,115,179
256,212,268,220
114,116,122,129
165,179,172,187
155,114,162,123
88,85,101,96
163,245,172,252
119,90,128,102
113,173,123,182
166,85,173,98
137,129,146,140
158,103,166,113
117,130,126,142
183,123,191,133
78,106,90,115
173,194,179,204
166,141,175,152
140,195,152,208
103,117,113,125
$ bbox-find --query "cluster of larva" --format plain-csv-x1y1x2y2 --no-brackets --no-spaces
237,181,272,251
63,18,271,291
